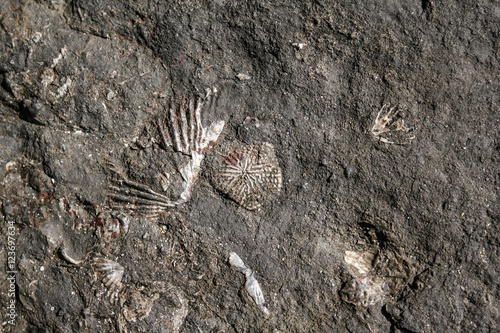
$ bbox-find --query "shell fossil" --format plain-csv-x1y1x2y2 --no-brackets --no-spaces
93,256,126,304
341,276,388,307
341,246,413,307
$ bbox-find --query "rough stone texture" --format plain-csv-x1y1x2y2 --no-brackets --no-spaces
0,0,498,332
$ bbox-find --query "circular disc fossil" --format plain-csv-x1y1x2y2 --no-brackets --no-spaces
211,142,282,210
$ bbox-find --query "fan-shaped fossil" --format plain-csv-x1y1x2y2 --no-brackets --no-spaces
212,143,282,210
107,88,225,217
341,246,413,307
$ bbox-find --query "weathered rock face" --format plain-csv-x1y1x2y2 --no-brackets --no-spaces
1,0,498,332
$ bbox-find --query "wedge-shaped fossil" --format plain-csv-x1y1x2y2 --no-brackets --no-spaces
212,143,282,210
108,88,225,217
107,163,180,218
229,252,269,315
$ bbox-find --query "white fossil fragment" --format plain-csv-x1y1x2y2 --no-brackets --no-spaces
341,241,413,307
341,276,388,307
59,246,84,265
229,252,247,271
229,252,269,315
245,273,269,315
52,77,72,99
344,249,377,277
5,161,17,171
51,46,67,68
236,73,252,81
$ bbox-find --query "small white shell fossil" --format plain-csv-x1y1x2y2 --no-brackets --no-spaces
229,252,269,315
341,243,413,307
93,256,125,304
341,276,388,307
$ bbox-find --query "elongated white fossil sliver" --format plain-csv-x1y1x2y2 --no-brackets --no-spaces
229,252,248,272
169,105,183,153
229,252,269,316
179,99,190,152
246,273,270,316
188,98,196,152
194,97,204,152
109,186,175,206
158,120,173,148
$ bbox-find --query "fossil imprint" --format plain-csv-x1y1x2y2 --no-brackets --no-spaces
93,256,126,304
341,246,413,307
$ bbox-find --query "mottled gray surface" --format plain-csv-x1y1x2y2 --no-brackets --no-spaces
0,0,498,332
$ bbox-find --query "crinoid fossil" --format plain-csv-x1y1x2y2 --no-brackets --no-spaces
371,104,415,145
107,88,225,218
211,142,282,210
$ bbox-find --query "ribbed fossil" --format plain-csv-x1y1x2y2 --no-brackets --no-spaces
93,256,126,304
108,88,225,217
371,104,415,145
212,142,282,210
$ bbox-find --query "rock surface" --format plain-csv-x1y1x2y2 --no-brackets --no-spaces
0,0,498,332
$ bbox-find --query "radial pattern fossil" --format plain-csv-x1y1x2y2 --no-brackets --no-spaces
212,143,282,210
